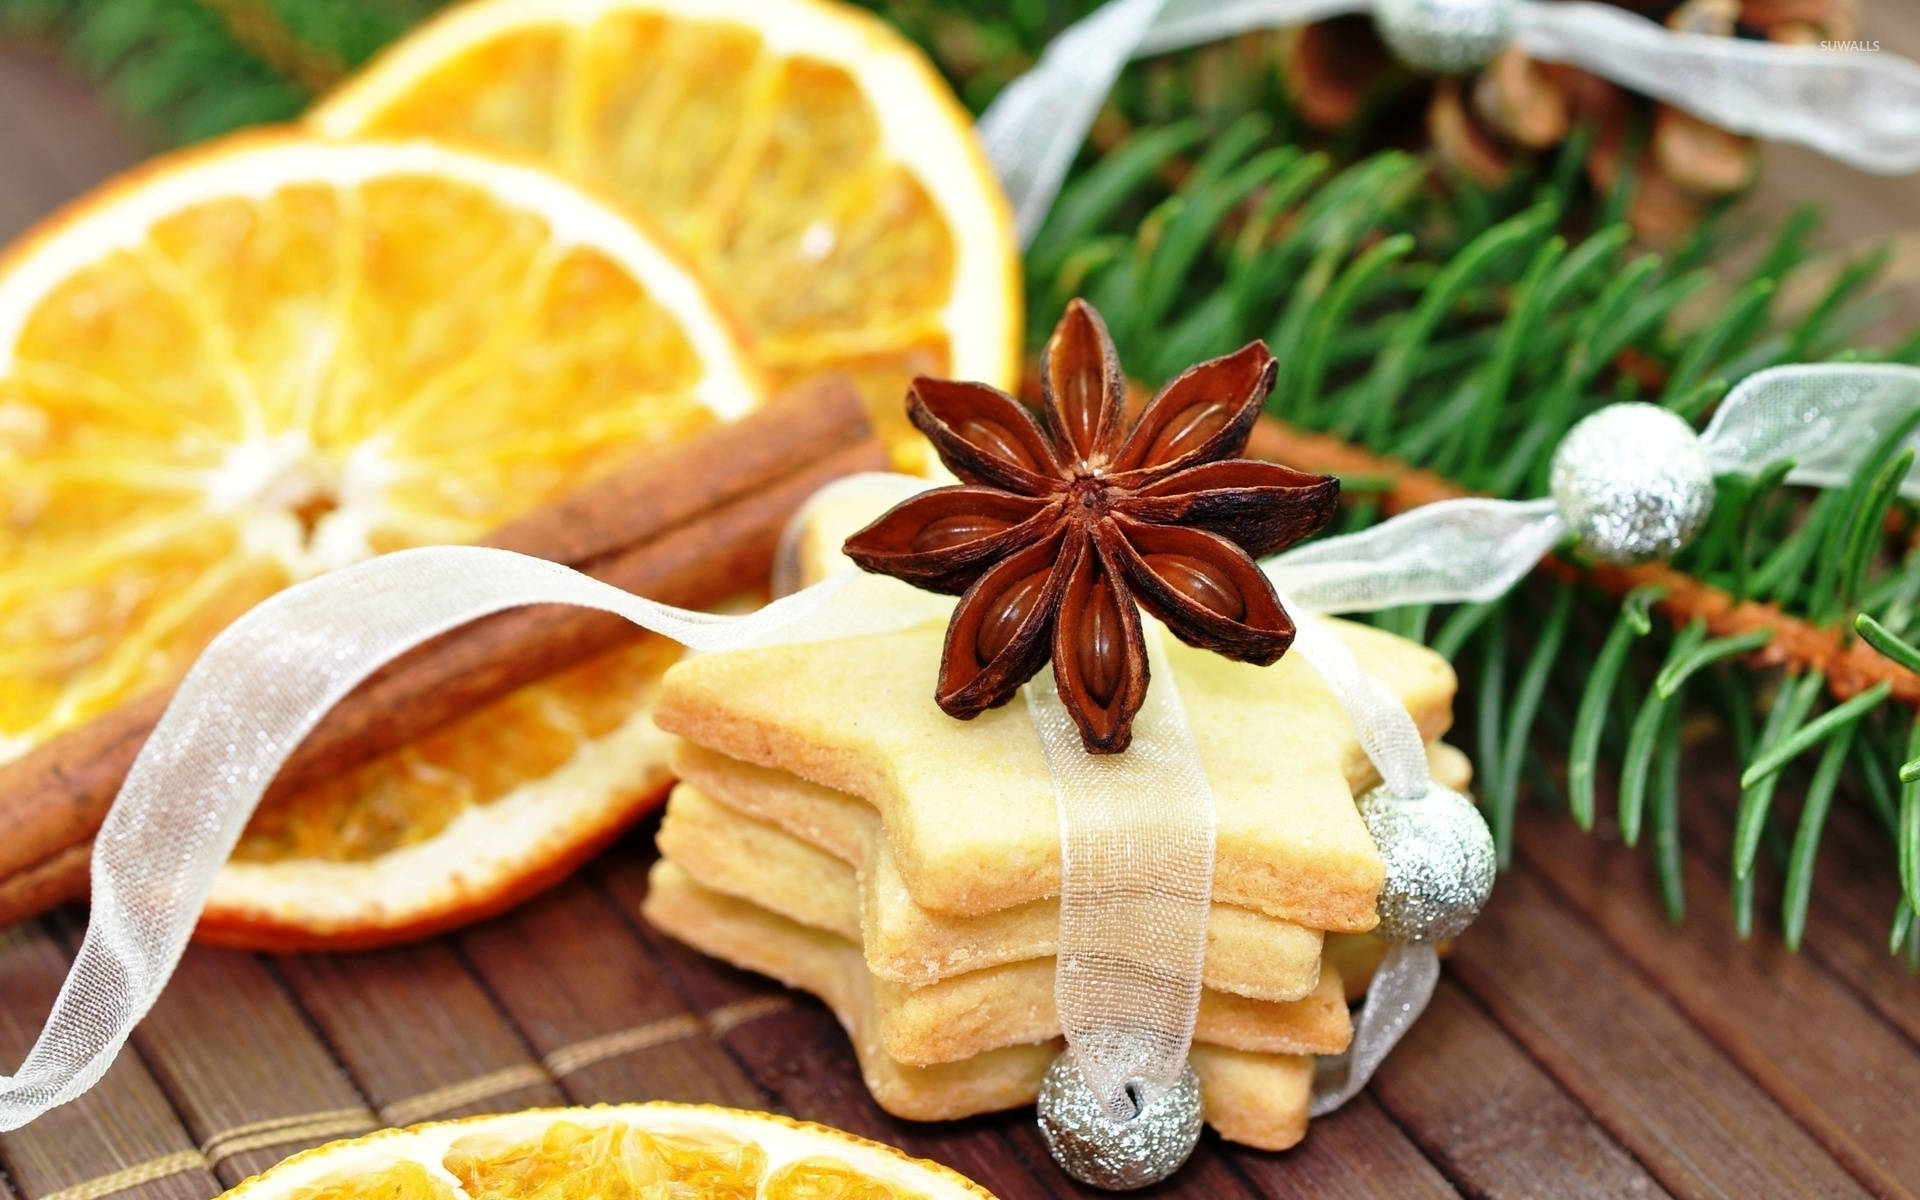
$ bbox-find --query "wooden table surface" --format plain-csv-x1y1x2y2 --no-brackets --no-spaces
3,11,1920,1199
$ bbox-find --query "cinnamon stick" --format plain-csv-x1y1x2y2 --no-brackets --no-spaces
0,843,90,919
0,379,885,920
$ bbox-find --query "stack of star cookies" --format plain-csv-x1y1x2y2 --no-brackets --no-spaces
641,489,1467,1151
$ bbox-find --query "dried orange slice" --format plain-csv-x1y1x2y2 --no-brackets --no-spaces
309,0,1024,452
220,1104,997,1199
0,132,764,946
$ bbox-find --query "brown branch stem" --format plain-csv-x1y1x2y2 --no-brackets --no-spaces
194,0,348,93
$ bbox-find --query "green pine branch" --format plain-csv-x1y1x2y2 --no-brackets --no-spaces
1026,105,1920,959
14,0,1920,957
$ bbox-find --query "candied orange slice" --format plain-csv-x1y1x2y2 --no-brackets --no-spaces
220,1104,996,1199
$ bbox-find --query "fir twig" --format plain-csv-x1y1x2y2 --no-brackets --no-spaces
1052,113,1920,955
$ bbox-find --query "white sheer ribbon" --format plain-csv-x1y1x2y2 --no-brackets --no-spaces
0,547,898,1126
979,0,1175,244
979,0,1920,240
777,478,1437,1116
1266,598,1441,1109
1136,0,1366,56
774,474,1218,1116
1308,942,1440,1115
1032,635,1216,1120
1257,362,1920,643
1240,361,1920,1108
1699,363,1920,492
1283,606,1447,1113
1272,498,1566,614
11,361,1910,1131
1284,605,1432,802
1516,3,1920,174
0,472,1440,1132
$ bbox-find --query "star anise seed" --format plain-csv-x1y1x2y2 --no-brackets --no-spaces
843,299,1339,753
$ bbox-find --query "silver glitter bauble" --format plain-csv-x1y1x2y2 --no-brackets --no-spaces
1036,1055,1202,1190
1550,402,1715,566
1358,783,1496,945
1372,0,1518,73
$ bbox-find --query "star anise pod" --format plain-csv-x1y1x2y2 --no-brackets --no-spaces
843,300,1340,754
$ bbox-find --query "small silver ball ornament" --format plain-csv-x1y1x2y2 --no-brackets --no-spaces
1359,783,1496,945
1372,0,1519,73
1550,402,1715,566
1036,1055,1202,1190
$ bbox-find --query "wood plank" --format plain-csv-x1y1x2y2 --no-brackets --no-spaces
0,8,1917,1200
1450,868,1868,1199
1668,751,1920,1054
274,942,565,1126
454,873,764,1109
1790,800,1920,1050
1369,977,1667,1198
1516,806,1919,1198
0,922,220,1200
1225,1096,1459,1200
131,944,375,1186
